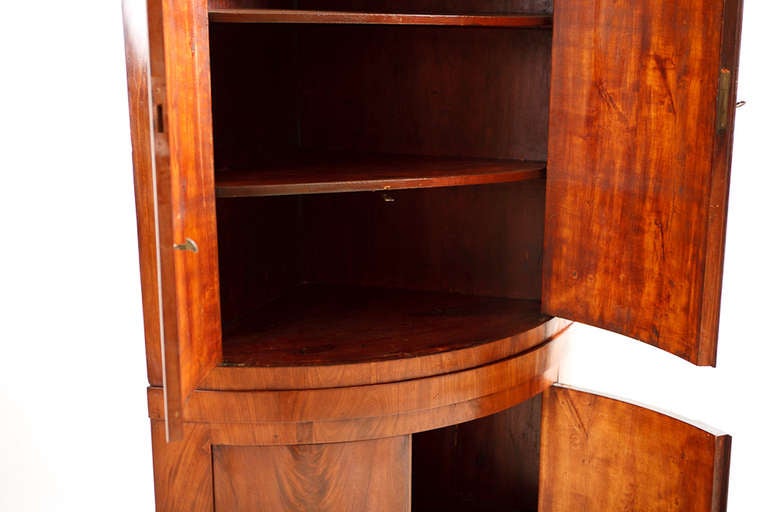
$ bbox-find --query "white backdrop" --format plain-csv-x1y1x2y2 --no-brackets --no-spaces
0,1,765,510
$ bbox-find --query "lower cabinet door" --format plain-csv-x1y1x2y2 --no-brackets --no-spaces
539,384,731,512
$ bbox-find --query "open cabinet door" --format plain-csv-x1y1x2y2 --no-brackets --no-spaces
543,0,743,365
128,0,222,440
539,385,731,511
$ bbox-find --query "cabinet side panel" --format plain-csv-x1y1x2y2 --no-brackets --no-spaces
539,385,730,512
543,0,739,365
151,421,214,512
122,0,163,386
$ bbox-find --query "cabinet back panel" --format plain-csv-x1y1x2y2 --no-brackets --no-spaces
217,180,544,333
301,180,544,299
298,0,552,14
298,25,550,160
216,196,304,335
209,0,294,8
209,24,551,168
412,394,541,511
209,0,553,14
209,23,302,170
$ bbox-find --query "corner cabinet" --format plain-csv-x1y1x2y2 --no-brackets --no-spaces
122,0,742,510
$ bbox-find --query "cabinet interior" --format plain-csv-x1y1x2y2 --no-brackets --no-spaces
412,394,541,511
208,0,553,367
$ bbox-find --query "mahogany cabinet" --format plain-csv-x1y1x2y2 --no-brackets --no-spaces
122,0,742,509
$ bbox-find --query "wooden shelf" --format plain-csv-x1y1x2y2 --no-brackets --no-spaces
209,9,553,28
215,154,546,197
221,284,550,367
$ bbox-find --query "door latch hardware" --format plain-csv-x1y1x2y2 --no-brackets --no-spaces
173,238,198,253
156,104,165,133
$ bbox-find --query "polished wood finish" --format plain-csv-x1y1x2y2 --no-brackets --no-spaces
213,437,411,511
698,0,743,359
145,0,223,440
203,316,568,390
122,0,163,387
543,0,742,365
201,382,548,447
215,154,545,197
539,385,731,511
151,421,213,512
210,0,553,14
147,334,565,444
209,8,552,27
209,24,552,170
147,0,184,442
298,25,551,162
221,285,548,366
123,0,741,508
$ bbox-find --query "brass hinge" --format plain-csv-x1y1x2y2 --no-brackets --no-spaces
716,68,732,133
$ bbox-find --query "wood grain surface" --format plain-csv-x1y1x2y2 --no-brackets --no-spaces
203,316,568,390
126,0,740,509
208,0,553,15
213,437,411,511
209,8,552,26
148,333,566,444
306,0,552,14
539,385,731,512
122,0,163,387
147,0,223,439
151,421,213,512
543,0,742,365
221,285,549,366
208,23,552,170
215,154,545,197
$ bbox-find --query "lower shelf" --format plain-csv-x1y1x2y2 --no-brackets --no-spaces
153,330,569,444
223,284,548,366
207,284,564,389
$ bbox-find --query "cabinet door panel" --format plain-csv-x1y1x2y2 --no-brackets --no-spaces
540,385,730,512
145,0,222,440
543,0,743,365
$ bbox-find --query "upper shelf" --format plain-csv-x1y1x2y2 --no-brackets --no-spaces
215,153,546,197
208,9,553,28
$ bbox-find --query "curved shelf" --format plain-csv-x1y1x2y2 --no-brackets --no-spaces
215,154,545,197
209,9,553,28
202,284,568,390
151,333,568,445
